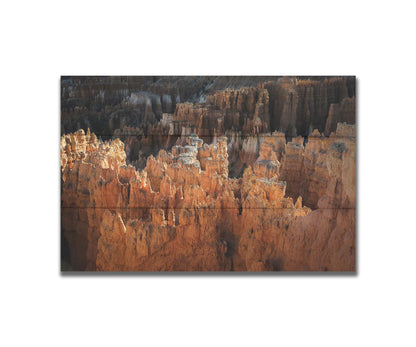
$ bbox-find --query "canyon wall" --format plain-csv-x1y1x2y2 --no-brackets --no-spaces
61,76,355,176
61,125,355,271
61,76,356,271
62,77,355,131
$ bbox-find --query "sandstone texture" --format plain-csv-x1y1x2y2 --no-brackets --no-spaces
61,76,355,175
61,76,356,271
62,126,355,271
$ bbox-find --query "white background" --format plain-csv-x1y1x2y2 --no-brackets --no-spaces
1,1,415,346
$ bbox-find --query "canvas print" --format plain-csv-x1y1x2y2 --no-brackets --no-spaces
61,76,356,271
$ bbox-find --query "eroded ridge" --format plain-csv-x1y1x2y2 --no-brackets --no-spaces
61,122,355,271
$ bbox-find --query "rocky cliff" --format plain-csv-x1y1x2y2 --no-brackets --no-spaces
61,76,355,176
61,125,355,271
61,76,356,271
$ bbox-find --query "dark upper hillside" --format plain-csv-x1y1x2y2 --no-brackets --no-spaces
61,76,355,139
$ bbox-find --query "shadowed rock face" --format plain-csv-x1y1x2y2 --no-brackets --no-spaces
62,76,355,176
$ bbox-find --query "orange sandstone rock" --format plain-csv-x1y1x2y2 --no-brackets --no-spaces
61,125,354,271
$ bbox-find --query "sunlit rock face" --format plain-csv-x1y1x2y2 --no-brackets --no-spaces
279,123,356,209
61,76,355,271
61,126,355,271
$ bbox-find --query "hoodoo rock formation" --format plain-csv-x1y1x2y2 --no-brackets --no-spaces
61,76,356,271
61,127,355,271
61,76,355,174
